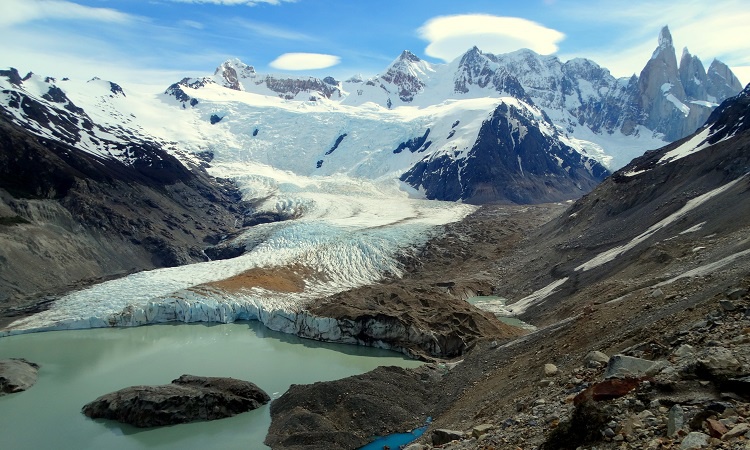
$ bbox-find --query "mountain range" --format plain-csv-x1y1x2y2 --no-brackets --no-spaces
0,25,744,319
1,27,742,210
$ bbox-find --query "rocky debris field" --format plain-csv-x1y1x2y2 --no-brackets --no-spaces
306,204,563,361
415,287,750,450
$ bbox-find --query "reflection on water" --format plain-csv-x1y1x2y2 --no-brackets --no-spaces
0,322,422,450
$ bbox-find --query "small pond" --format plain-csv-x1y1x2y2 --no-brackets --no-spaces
466,295,537,330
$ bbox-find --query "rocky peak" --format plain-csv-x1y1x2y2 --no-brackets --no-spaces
637,26,691,140
214,58,256,91
397,50,421,63
457,46,486,71
679,47,708,100
653,25,674,59
381,50,431,102
706,59,744,102
452,47,528,101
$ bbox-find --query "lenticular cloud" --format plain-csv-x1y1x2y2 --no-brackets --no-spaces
270,53,341,71
418,14,565,62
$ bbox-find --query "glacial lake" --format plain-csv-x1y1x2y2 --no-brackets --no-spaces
0,322,423,449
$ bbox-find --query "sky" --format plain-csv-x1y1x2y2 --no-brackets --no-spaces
0,0,748,89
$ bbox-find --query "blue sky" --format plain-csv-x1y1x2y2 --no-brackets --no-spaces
0,0,748,87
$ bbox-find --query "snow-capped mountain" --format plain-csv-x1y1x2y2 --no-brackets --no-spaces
401,99,609,203
1,25,742,210
506,80,750,318
340,27,740,169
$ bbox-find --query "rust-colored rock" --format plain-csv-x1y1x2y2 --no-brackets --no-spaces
574,378,641,405
706,418,728,438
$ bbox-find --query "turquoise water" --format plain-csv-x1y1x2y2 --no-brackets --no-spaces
359,418,431,450
0,322,422,449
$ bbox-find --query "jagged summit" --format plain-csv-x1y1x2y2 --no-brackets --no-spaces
655,25,674,55
397,50,421,63
707,59,744,101
214,58,256,91
379,50,434,103
156,26,743,174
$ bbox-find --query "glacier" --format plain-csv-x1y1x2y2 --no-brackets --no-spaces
1,169,474,341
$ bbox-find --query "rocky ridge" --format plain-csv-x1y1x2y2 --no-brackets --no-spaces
401,100,609,204
343,27,741,147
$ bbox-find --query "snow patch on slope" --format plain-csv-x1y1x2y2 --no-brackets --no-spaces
576,176,745,272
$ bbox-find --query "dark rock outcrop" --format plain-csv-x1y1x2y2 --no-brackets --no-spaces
266,366,434,450
82,375,270,428
0,358,39,395
0,70,244,320
401,102,609,204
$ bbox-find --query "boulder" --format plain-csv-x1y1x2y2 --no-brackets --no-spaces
543,363,559,377
695,347,743,379
472,423,493,438
723,423,750,440
706,418,728,438
82,375,270,427
431,429,465,446
0,358,40,395
605,354,665,379
681,431,710,449
584,351,609,367
667,404,684,437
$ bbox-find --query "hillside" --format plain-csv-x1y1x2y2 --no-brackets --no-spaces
264,86,750,449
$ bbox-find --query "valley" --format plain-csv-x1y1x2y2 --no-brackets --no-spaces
1,20,749,450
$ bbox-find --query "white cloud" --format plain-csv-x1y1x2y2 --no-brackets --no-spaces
557,0,750,79
166,0,296,5
732,67,750,87
269,53,340,71
0,0,133,28
417,14,565,62
231,18,312,41
179,19,205,30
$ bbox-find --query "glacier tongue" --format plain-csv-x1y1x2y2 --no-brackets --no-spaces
1,174,474,341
